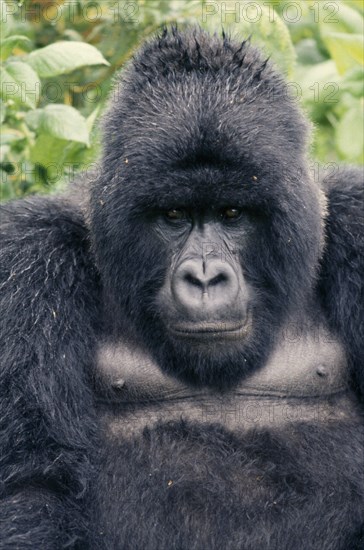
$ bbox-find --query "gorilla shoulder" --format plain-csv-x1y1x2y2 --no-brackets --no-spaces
318,165,364,396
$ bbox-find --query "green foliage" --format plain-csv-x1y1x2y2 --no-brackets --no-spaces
27,41,110,77
202,1,297,77
269,0,364,163
1,0,363,200
0,0,111,199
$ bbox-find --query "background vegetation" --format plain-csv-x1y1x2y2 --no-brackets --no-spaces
1,0,363,200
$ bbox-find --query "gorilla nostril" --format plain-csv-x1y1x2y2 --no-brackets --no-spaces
173,259,239,309
184,273,203,288
209,273,228,287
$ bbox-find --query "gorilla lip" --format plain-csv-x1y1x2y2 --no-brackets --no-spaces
169,320,249,340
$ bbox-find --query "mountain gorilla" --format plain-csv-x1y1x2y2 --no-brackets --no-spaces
1,28,363,550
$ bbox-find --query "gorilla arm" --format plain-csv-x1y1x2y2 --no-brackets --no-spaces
319,166,364,400
0,197,100,548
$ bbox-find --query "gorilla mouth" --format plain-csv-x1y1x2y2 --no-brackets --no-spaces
169,320,250,340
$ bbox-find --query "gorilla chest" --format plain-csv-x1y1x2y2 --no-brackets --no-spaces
92,338,363,549
95,331,355,437
97,393,352,439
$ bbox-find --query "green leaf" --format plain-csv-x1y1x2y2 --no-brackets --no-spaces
0,126,25,144
320,3,364,35
29,134,87,180
343,1,364,15
0,35,31,61
0,61,40,108
312,122,336,163
323,32,364,74
294,60,340,120
26,104,89,145
336,100,364,161
295,38,326,66
340,67,364,98
0,0,14,40
29,135,70,168
0,143,9,162
0,99,5,124
27,41,109,78
202,2,296,76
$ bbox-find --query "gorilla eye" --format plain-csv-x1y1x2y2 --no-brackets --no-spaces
165,209,185,221
222,208,242,221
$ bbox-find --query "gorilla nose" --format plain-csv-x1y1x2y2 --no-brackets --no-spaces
172,259,239,312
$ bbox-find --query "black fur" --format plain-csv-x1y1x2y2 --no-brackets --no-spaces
0,198,100,548
93,420,364,550
319,167,364,398
0,28,363,549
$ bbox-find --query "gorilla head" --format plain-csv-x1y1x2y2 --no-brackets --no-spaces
90,28,324,389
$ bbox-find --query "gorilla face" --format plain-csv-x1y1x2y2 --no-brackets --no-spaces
92,165,322,388
90,28,324,388
155,206,255,341
148,199,261,386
